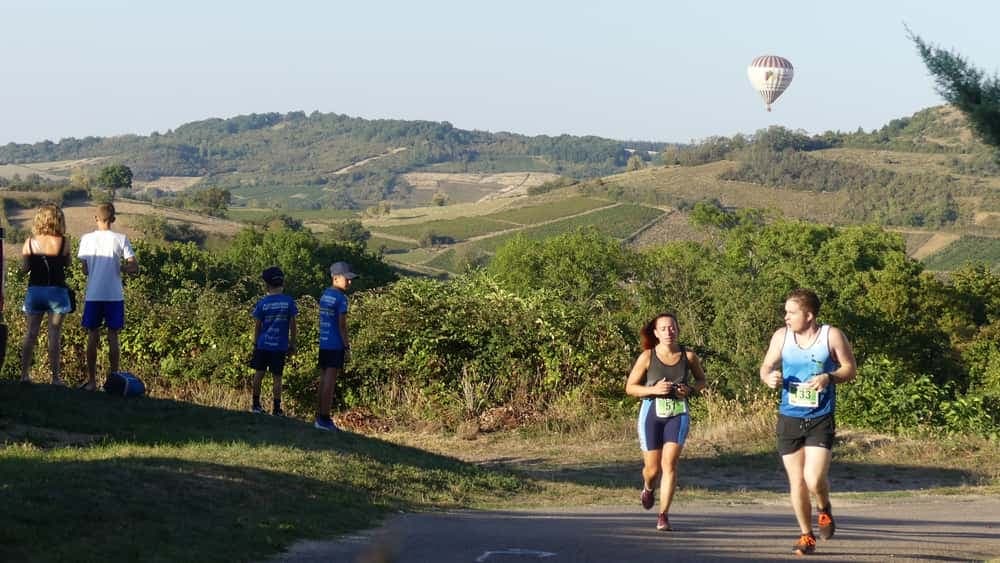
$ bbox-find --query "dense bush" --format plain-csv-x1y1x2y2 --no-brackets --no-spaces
2,216,997,435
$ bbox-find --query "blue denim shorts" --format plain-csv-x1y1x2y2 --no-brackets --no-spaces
23,285,72,315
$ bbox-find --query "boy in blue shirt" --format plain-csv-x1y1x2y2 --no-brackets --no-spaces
314,261,357,431
250,266,298,416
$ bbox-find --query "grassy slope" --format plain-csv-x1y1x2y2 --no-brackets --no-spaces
3,384,998,562
0,383,524,563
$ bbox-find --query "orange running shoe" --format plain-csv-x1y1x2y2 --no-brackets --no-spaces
818,507,835,540
793,533,816,555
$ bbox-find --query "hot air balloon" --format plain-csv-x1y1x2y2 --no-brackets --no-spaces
747,55,794,112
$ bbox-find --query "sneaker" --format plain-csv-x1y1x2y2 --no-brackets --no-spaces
640,487,654,510
251,405,264,414
272,407,285,417
314,416,339,431
656,512,671,531
818,507,835,540
792,533,816,555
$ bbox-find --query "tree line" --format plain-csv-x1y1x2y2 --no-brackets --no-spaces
5,217,996,437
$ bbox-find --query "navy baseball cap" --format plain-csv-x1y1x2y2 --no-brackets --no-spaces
262,266,285,286
329,261,358,279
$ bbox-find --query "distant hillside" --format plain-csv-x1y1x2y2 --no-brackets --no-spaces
0,112,670,210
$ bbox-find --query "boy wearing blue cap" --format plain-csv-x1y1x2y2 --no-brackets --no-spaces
314,261,357,431
250,266,298,415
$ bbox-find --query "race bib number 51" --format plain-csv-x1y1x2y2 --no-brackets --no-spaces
655,398,687,418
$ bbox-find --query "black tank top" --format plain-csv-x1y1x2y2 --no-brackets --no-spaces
644,346,689,388
26,237,68,287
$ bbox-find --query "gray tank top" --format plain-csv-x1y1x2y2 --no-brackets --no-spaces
644,346,689,388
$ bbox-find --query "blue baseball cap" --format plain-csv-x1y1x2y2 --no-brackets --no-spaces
329,261,358,279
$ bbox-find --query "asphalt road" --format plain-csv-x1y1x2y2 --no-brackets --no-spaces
271,496,1000,562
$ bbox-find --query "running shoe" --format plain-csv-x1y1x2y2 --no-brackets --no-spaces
656,512,671,531
251,405,264,414
272,407,285,417
792,533,816,556
640,487,654,510
817,507,835,540
314,416,339,431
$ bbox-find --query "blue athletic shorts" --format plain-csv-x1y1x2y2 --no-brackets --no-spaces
81,301,125,330
637,399,690,451
23,286,72,315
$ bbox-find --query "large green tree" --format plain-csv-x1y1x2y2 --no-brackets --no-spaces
96,163,133,200
910,30,1000,147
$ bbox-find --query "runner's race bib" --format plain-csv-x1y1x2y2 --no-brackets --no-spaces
788,382,819,408
655,397,687,418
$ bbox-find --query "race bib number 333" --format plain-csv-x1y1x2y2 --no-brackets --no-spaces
788,382,819,408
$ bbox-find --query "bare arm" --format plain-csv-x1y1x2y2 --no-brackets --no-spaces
253,318,262,346
625,350,670,398
338,313,349,350
121,256,139,275
759,328,785,389
288,316,298,355
808,327,857,390
675,350,707,399
20,239,32,272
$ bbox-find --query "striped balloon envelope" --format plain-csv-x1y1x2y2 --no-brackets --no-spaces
747,55,794,112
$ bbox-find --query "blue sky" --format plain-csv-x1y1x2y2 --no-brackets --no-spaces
3,0,999,145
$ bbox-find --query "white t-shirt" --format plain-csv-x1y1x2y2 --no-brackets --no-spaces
78,230,136,302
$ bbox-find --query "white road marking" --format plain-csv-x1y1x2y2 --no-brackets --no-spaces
476,548,557,561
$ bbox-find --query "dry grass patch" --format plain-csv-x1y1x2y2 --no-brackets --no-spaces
133,176,203,192
6,200,244,240
611,162,849,224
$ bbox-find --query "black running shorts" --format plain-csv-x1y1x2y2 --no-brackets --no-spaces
776,413,835,456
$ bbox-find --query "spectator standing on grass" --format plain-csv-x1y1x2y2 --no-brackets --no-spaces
314,261,357,431
625,312,707,532
77,203,138,391
759,288,857,556
250,266,298,416
19,203,72,386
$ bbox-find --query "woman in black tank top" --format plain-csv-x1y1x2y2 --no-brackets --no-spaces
626,312,707,531
19,204,72,386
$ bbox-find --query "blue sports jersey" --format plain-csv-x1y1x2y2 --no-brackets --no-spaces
252,294,298,351
779,325,837,418
318,287,349,350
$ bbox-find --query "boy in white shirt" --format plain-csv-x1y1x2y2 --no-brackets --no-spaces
77,203,138,390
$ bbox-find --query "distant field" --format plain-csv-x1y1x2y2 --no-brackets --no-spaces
0,164,64,182
227,207,357,224
610,162,849,224
469,203,664,254
133,176,203,192
368,235,418,253
6,200,245,240
921,235,1000,270
424,156,552,173
228,184,328,207
889,229,938,257
484,196,612,224
373,217,513,242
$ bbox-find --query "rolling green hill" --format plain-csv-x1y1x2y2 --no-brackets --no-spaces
0,112,670,210
2,105,997,273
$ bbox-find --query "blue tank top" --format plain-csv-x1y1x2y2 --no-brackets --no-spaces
779,325,836,418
